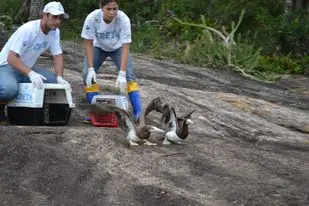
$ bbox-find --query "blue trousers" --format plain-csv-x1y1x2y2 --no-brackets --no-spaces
0,65,57,101
82,46,142,121
82,46,136,84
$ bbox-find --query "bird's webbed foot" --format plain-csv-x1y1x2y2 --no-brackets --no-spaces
162,138,173,145
143,140,157,146
129,140,139,146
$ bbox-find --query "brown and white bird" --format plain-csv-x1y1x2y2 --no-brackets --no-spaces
144,97,195,144
161,104,195,144
89,100,164,146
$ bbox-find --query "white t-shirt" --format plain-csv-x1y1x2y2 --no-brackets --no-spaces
81,9,132,52
0,19,62,68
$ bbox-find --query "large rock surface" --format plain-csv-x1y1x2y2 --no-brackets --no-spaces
1,39,309,205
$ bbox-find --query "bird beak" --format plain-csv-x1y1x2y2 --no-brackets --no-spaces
185,119,194,124
150,126,165,133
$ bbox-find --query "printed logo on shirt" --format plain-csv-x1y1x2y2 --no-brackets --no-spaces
96,31,120,40
50,30,57,37
33,41,48,51
94,13,100,23
94,18,100,23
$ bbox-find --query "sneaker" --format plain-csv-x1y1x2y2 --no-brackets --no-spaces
83,116,91,124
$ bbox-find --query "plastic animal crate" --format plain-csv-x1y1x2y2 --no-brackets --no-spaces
7,83,75,126
89,94,129,127
89,112,118,127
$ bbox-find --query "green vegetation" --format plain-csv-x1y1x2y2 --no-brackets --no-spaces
60,18,84,40
0,0,308,81
0,0,21,18
0,15,13,31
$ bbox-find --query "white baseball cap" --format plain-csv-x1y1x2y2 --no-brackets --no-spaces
42,1,69,19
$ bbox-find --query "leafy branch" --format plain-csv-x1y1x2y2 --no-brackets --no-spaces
174,10,244,65
174,10,266,81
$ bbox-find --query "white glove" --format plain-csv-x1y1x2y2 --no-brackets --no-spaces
115,70,127,94
57,76,72,92
86,67,96,87
27,71,47,89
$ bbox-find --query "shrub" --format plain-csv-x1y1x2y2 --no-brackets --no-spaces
0,15,13,31
255,55,303,80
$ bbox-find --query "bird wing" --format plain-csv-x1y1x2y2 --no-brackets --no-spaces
139,97,163,126
160,104,172,127
176,110,195,129
169,106,178,129
160,104,177,129
178,110,195,120
144,97,164,117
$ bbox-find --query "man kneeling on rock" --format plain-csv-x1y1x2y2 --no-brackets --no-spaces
0,1,71,124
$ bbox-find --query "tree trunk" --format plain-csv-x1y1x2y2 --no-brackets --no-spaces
285,0,309,13
28,0,44,21
15,0,31,23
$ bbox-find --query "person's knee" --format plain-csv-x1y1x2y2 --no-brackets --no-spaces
125,68,136,81
125,59,136,81
45,74,57,83
0,82,18,101
32,68,57,83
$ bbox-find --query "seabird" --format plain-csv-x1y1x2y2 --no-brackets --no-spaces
144,97,195,144
161,104,195,144
89,100,165,146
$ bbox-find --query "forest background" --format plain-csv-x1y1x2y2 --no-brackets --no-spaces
0,0,308,81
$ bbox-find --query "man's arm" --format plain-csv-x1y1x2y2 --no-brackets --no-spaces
53,54,64,76
53,54,72,91
8,51,47,89
7,51,32,75
120,43,129,71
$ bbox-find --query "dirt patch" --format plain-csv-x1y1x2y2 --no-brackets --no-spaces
0,40,309,205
